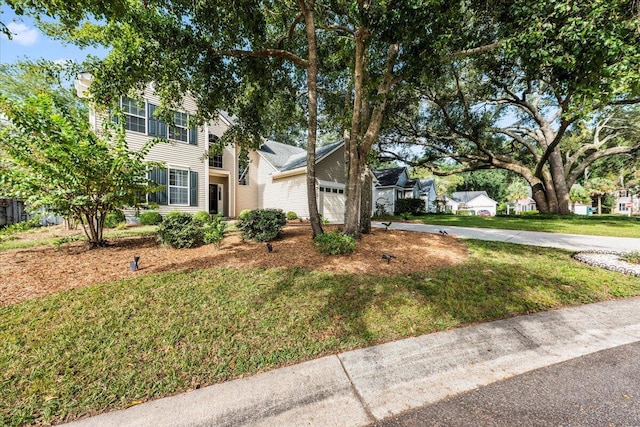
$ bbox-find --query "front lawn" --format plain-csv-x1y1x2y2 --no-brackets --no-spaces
385,214,640,238
2,240,639,426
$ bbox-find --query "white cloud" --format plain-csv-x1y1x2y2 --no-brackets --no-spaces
6,22,39,46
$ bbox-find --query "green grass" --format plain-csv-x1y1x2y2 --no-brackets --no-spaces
377,214,640,238
2,240,640,426
0,226,159,251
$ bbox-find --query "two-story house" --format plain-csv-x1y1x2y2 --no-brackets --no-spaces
75,76,350,223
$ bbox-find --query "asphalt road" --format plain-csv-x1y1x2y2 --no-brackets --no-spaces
373,342,640,427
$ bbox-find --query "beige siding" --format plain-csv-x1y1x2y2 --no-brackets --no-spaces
95,88,211,219
262,172,310,219
316,146,346,183
235,149,260,214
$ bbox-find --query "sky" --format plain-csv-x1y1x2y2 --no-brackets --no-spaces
0,5,107,65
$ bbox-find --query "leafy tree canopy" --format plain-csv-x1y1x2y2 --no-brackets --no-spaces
0,92,157,247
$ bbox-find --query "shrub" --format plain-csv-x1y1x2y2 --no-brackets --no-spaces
238,209,252,221
139,211,163,225
193,211,212,224
286,211,298,220
518,210,540,216
157,212,204,249
314,230,356,255
394,198,426,216
104,210,126,228
456,209,476,216
203,214,227,248
620,252,640,265
238,209,287,242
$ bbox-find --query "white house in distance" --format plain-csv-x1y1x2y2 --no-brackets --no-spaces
446,191,497,215
75,76,351,223
372,167,437,215
613,189,639,215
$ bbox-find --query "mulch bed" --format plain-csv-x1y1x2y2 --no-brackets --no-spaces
0,225,468,307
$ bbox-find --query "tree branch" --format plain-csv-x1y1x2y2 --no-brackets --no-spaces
213,48,309,68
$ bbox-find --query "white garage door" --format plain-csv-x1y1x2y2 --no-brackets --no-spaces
318,185,346,223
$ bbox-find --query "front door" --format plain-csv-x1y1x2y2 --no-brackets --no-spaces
209,184,219,214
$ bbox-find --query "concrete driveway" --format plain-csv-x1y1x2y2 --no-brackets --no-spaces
373,221,640,252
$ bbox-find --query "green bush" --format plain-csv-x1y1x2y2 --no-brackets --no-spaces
104,210,126,228
620,252,640,265
203,214,227,248
286,211,298,220
456,209,476,216
238,209,287,242
518,210,540,216
394,198,426,216
157,212,204,249
193,211,212,224
313,230,356,255
238,209,252,221
139,211,163,225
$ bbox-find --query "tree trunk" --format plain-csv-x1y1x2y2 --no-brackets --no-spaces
548,150,571,214
359,169,372,234
300,1,323,238
344,27,367,238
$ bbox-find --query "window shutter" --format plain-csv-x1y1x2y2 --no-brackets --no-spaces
190,171,198,207
147,169,157,203
157,167,168,205
189,125,198,146
148,104,166,137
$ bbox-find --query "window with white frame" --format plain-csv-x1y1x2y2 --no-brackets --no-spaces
169,168,190,205
119,97,197,145
619,203,628,211
238,151,249,185
121,97,146,133
169,111,189,143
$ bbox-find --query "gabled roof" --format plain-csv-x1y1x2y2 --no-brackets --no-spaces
449,191,492,203
258,139,344,172
417,178,435,192
372,167,407,187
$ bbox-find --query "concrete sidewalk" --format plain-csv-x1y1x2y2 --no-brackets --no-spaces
66,297,640,427
373,221,640,252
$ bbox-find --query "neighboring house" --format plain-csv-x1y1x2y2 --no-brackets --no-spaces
417,178,438,213
76,76,352,223
613,189,639,214
511,197,537,214
373,167,412,215
447,191,498,215
372,167,438,214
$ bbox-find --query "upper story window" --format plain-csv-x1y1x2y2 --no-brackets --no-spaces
121,97,146,133
119,97,197,145
208,135,223,168
169,111,189,143
238,150,249,185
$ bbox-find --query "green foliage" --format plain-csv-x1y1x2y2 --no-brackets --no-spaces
0,92,158,247
313,229,356,255
238,209,252,221
518,210,540,216
456,209,476,216
139,211,163,226
286,211,298,221
203,214,227,249
104,210,126,229
0,218,40,237
620,252,640,265
192,211,212,225
394,199,426,216
570,186,592,206
157,212,204,249
237,209,287,242
52,235,83,250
